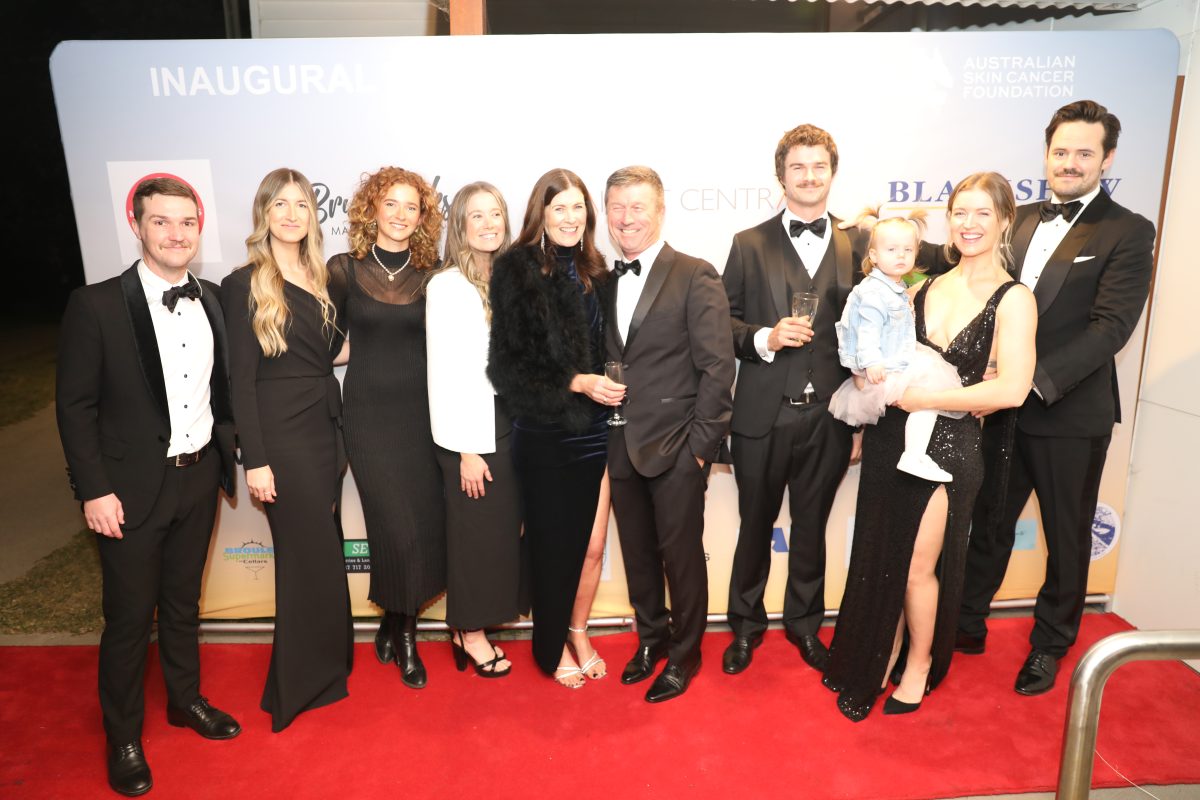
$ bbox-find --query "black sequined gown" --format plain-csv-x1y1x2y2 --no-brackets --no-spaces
823,277,1020,721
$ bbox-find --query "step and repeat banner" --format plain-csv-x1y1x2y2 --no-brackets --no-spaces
51,30,1177,619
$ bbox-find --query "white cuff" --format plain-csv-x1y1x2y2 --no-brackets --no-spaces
754,327,775,363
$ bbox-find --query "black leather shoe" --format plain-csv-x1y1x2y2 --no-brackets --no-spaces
955,631,987,655
721,635,763,675
1015,649,1059,696
167,696,242,740
392,613,427,689
107,740,152,797
620,644,667,685
785,631,829,672
374,616,395,664
645,660,700,704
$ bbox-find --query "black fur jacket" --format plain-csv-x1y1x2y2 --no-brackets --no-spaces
487,245,609,433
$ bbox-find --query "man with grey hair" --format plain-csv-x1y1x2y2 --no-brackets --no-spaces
602,165,735,703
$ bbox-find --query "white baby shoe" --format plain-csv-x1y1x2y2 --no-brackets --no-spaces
897,452,953,483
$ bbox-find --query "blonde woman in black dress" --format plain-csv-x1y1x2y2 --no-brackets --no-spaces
222,167,351,732
427,182,520,676
327,167,445,689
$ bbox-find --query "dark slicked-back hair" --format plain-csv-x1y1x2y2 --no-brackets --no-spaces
774,124,839,182
1044,100,1121,156
132,177,198,223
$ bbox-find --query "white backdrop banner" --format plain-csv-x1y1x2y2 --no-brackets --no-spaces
50,30,1178,618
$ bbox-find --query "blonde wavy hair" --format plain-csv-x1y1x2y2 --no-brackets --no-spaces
243,168,338,356
347,167,442,268
851,206,928,277
439,182,511,323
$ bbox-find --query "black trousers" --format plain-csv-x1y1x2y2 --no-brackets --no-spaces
609,434,710,668
727,402,852,639
96,450,221,744
960,429,1110,657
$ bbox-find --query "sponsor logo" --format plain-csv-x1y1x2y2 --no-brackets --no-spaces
1091,502,1120,561
223,539,273,579
314,176,451,239
960,54,1077,100
1013,519,1038,551
124,172,206,233
344,540,371,573
888,177,1122,205
771,527,788,553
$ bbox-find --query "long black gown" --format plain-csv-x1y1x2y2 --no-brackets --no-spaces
221,267,352,733
823,277,1020,721
327,250,446,615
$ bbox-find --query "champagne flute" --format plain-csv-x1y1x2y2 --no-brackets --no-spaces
604,361,627,427
792,291,820,323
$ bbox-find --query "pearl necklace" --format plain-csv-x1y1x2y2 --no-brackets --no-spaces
371,244,412,281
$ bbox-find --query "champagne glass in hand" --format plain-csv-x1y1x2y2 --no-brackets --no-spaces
604,361,627,427
792,291,820,324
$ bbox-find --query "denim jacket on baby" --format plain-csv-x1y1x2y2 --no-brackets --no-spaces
835,270,916,372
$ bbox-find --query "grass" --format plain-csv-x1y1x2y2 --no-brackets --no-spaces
0,322,58,428
0,529,104,635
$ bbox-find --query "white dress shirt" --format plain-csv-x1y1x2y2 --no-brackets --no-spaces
137,261,213,456
1021,184,1102,292
426,268,497,454
615,238,666,345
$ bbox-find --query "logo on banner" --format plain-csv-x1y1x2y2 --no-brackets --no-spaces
106,160,223,266
1091,503,1120,561
223,539,274,579
314,175,450,239
344,540,371,573
887,177,1123,205
960,54,1078,100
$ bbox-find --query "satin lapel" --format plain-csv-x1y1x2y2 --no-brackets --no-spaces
200,281,234,424
831,219,853,304
604,273,625,355
768,216,791,320
624,245,676,355
119,262,170,423
1010,205,1040,281
1033,191,1110,316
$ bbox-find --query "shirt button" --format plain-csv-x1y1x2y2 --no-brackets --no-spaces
184,404,188,408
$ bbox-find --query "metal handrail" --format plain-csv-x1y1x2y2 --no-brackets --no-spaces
1057,629,1200,799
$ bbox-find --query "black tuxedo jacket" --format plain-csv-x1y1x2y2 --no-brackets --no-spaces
1008,191,1155,437
722,212,864,438
605,244,735,479
56,263,236,528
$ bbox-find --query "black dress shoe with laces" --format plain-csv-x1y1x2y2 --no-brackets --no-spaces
785,631,829,672
955,631,987,655
1014,649,1059,695
721,635,763,675
167,696,242,739
107,740,152,797
645,660,700,704
374,616,395,664
621,643,667,685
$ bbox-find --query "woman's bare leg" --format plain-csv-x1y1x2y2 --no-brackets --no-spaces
567,471,611,679
893,486,948,704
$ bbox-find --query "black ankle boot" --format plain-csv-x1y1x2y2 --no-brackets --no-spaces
374,615,395,665
391,612,426,689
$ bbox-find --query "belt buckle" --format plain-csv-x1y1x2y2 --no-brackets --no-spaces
173,452,189,467
788,391,816,406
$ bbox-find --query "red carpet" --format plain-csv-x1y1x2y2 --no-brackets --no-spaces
2,613,1198,799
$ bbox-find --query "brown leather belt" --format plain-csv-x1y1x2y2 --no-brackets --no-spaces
785,391,818,406
167,442,210,467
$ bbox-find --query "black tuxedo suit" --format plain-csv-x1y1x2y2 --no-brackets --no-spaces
960,191,1155,657
721,212,861,639
605,243,734,667
56,262,235,744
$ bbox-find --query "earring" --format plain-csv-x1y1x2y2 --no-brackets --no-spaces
541,231,547,250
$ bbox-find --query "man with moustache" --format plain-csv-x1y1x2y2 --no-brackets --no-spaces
57,177,240,795
602,165,734,703
720,124,865,676
956,100,1155,695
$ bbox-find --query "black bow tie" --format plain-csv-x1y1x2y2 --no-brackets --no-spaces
789,218,827,238
162,280,201,312
614,259,642,278
1038,200,1083,224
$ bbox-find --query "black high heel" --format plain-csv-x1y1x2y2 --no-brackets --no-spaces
390,612,427,689
883,694,922,715
451,630,511,678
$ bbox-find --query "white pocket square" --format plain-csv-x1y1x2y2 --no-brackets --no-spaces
1073,255,1095,263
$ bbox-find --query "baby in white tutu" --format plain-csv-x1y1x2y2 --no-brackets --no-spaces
830,213,964,482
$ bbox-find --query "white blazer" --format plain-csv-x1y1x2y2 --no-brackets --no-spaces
426,268,498,454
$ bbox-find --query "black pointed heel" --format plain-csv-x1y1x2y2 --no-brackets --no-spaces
883,695,922,715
